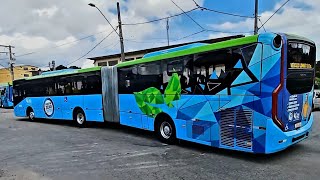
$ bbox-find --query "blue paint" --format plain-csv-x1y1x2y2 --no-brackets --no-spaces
234,59,243,69
14,95,104,122
0,85,13,108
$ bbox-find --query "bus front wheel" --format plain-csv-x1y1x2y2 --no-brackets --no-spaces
155,115,176,144
74,109,86,128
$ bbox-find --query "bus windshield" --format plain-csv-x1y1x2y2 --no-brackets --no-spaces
286,41,316,95
287,42,316,69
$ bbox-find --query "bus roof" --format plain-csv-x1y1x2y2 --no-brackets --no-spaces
18,66,101,81
285,33,315,44
117,34,259,68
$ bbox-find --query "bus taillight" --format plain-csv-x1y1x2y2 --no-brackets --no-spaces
272,84,285,131
272,37,285,131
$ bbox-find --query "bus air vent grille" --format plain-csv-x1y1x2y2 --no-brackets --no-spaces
220,109,235,147
220,108,253,149
235,109,253,149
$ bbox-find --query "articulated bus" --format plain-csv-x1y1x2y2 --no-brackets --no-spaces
0,83,14,108
13,33,316,153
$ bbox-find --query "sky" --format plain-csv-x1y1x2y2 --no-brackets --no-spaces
0,0,319,69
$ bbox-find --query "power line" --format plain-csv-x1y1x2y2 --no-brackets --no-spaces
0,62,11,74
0,62,7,68
259,18,267,32
174,30,206,41
201,7,255,18
259,0,291,29
67,30,115,66
6,29,113,60
122,7,199,26
191,0,201,8
0,56,8,61
100,41,120,50
125,28,251,44
170,0,205,30
90,4,120,37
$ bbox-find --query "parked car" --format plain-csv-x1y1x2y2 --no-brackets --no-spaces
313,84,320,110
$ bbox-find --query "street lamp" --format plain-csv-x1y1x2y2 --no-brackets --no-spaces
88,2,125,62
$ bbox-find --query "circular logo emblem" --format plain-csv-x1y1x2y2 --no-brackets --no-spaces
44,98,54,117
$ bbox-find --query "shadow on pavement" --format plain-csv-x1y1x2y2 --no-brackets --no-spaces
15,117,305,163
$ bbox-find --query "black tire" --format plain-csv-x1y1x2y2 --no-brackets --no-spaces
155,116,176,144
74,109,86,128
27,108,35,121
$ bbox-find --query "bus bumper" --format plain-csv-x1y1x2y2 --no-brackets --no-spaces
265,113,313,154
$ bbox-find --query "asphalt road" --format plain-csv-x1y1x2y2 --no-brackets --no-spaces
0,108,320,180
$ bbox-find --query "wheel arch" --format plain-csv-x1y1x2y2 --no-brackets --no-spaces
26,106,33,116
73,106,85,119
154,112,175,131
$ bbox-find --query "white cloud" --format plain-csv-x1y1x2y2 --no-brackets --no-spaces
208,0,320,59
33,6,59,18
0,0,206,68
54,36,78,48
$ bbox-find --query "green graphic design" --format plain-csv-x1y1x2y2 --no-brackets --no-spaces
164,73,181,107
134,87,164,117
134,73,181,117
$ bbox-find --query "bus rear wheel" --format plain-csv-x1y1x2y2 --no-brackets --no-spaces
155,116,176,144
27,108,35,121
74,109,86,128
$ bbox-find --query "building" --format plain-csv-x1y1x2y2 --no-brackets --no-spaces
0,65,39,84
88,35,244,66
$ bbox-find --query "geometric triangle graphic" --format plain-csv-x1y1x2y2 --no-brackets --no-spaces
177,101,206,120
200,84,205,90
234,59,243,69
210,70,219,79
179,95,207,110
207,82,221,91
231,70,252,86
248,44,262,67
248,63,261,80
194,102,216,121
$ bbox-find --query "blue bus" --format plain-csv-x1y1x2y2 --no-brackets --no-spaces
0,83,14,108
13,33,316,153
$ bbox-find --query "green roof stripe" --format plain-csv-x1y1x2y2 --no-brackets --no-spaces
78,66,101,73
117,35,258,68
24,66,101,80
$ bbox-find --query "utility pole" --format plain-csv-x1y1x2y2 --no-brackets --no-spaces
52,60,56,71
0,44,15,82
166,18,170,46
254,0,259,35
117,2,125,62
8,46,14,82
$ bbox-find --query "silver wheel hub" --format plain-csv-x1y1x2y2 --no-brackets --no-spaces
160,122,172,139
77,113,84,124
29,112,34,120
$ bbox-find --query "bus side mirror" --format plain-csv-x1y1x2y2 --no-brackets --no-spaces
273,35,282,50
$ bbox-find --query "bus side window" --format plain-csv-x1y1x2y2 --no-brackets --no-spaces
193,49,233,94
137,62,162,92
118,66,137,94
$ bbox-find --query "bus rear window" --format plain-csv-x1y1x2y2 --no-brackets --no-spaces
287,42,316,69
